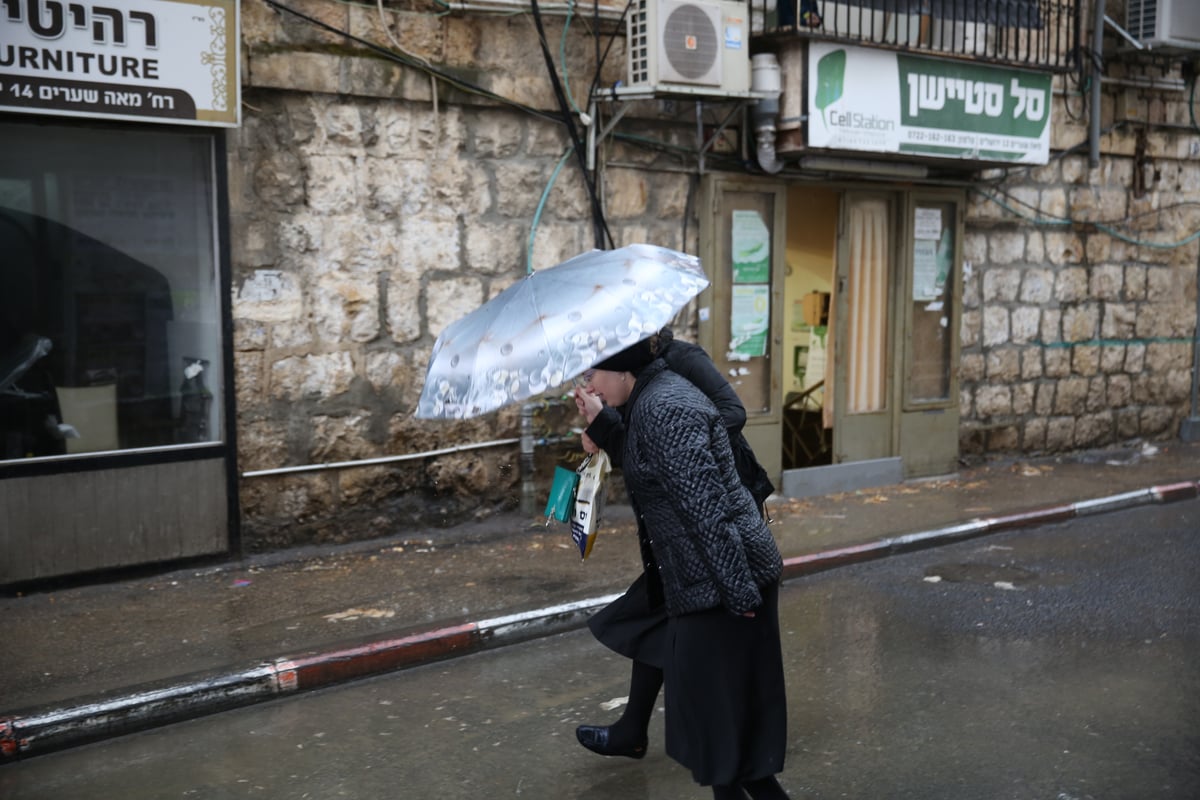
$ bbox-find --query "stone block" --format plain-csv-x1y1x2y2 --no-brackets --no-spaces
1054,376,1089,414
1046,417,1075,450
309,413,377,462
1107,374,1132,407
1140,406,1175,436
1071,344,1099,376
1035,382,1056,415
1086,376,1107,411
1023,417,1048,451
986,348,1020,382
1011,306,1041,344
1125,343,1146,373
1045,231,1084,265
465,221,528,275
270,351,357,401
983,268,1021,302
236,269,304,323
426,276,483,338
313,274,380,344
1100,344,1126,374
603,169,650,219
987,426,1020,452
1012,382,1035,415
1101,303,1137,339
1074,413,1113,448
236,421,291,480
976,385,1012,417
1021,349,1044,379
248,52,342,95
1090,264,1123,300
988,232,1026,265
471,114,526,159
1054,267,1088,302
1045,347,1071,377
386,270,422,343
1040,309,1062,344
306,156,360,215
1116,406,1141,438
1019,268,1054,304
983,307,1010,347
1062,304,1099,342
959,352,985,382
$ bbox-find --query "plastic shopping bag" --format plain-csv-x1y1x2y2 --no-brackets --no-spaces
544,461,582,523
570,451,611,559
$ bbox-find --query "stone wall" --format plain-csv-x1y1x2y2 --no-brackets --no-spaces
958,62,1200,459
226,0,1199,551
229,0,691,549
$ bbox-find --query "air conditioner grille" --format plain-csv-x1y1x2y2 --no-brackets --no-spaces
1127,0,1158,40
630,0,651,85
662,4,720,81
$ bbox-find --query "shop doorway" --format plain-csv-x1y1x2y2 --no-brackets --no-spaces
700,177,963,500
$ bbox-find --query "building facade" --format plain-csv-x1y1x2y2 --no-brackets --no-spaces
2,0,1198,583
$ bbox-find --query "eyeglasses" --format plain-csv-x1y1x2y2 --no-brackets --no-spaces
573,370,596,387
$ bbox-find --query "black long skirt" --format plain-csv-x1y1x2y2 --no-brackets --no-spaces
587,573,668,669
589,577,788,787
663,581,787,787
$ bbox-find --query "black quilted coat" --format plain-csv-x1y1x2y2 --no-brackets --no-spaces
620,360,783,617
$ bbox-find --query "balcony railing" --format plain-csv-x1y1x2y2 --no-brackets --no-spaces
755,0,1082,73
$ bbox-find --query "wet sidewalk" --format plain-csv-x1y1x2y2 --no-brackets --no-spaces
2,440,1199,760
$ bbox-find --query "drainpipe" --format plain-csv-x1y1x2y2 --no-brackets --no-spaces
1181,246,1200,442
1088,0,1106,168
751,53,784,174
520,402,538,513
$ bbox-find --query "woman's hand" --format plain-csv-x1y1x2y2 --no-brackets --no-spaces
573,386,603,424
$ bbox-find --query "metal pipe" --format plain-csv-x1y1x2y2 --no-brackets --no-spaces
449,0,625,20
241,438,521,478
1089,0,1106,168
520,403,538,514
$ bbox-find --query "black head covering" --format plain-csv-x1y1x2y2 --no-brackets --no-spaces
592,327,676,374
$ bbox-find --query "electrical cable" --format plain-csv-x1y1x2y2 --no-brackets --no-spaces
529,0,613,250
259,0,561,124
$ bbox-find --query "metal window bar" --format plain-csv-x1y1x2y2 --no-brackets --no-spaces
759,0,1080,73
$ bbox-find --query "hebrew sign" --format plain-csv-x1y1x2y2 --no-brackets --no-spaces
1,0,239,127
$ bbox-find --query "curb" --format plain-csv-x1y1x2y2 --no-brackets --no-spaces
3,480,1197,762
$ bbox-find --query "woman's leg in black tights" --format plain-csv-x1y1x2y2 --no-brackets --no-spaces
711,784,748,800
609,659,662,745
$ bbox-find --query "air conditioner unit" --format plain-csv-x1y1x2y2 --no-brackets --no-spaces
1126,0,1200,52
626,0,751,96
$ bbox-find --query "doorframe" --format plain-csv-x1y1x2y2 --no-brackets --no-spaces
697,174,789,488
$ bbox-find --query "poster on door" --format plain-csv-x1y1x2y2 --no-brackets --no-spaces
731,210,770,283
730,284,770,359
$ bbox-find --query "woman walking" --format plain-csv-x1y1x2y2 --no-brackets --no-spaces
573,341,791,800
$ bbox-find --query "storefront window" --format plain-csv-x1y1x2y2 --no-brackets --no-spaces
0,121,222,461
906,201,956,405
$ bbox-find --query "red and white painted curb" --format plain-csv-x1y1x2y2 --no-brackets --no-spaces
3,480,1197,762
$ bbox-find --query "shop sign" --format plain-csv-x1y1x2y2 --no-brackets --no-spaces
1,0,239,127
808,43,1050,165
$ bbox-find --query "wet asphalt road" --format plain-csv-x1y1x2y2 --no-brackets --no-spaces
2,500,1198,800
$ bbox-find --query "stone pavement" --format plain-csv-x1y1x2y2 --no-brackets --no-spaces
2,440,1198,761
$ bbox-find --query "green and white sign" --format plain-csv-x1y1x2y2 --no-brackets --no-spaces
731,210,770,283
808,43,1051,164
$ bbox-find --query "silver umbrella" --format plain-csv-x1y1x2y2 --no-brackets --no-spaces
415,243,710,419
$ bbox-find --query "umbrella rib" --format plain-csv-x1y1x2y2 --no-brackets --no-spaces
526,278,559,381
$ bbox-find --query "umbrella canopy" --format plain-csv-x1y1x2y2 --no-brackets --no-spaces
415,243,710,419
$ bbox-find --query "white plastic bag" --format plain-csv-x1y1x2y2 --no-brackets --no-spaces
570,450,611,559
